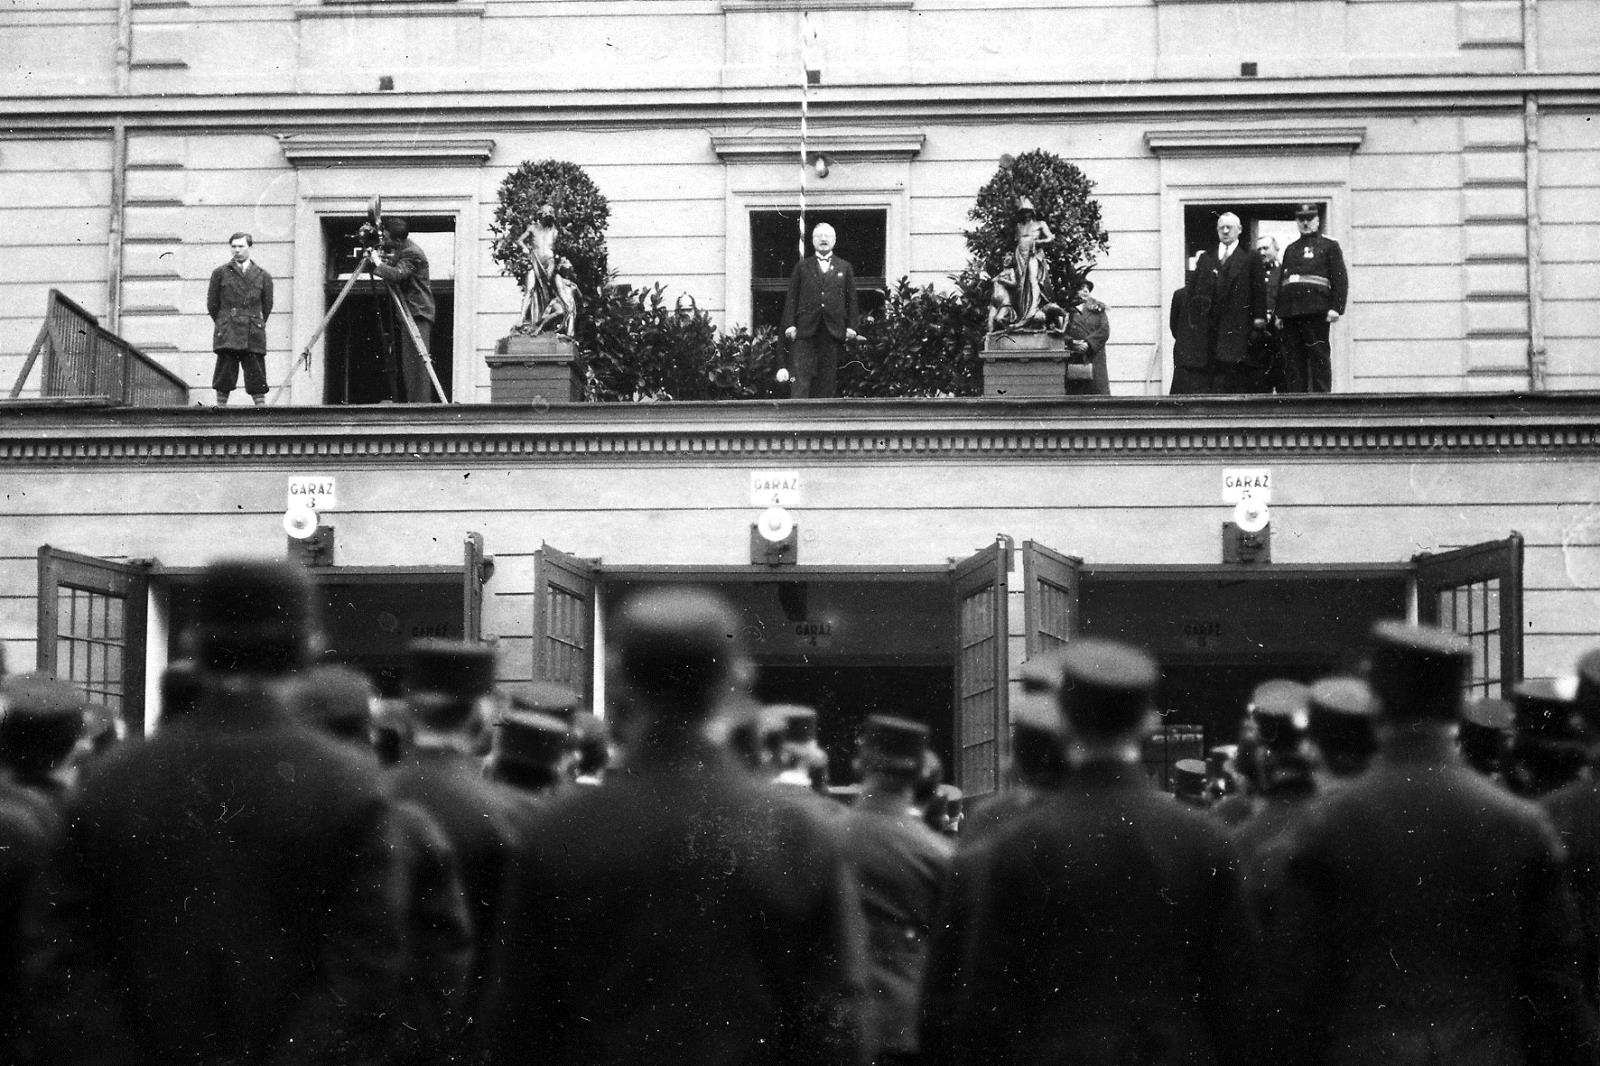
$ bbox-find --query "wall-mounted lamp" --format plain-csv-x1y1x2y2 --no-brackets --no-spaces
811,154,830,179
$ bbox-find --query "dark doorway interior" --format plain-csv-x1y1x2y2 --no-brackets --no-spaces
749,207,888,332
1183,201,1321,264
756,662,954,787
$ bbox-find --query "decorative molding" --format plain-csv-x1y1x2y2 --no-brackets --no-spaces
279,132,494,168
2,397,1598,467
296,0,485,19
722,0,912,9
1144,126,1366,157
712,130,925,164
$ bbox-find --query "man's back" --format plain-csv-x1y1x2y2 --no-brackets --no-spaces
31,704,404,1066
481,741,870,1066
921,761,1249,1066
1269,735,1595,1066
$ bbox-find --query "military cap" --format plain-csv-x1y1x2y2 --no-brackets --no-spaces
934,783,964,817
0,673,88,775
502,680,584,723
491,709,573,771
1366,621,1472,721
859,714,929,773
608,587,747,712
1512,678,1579,739
1308,677,1379,751
1294,203,1320,218
1206,745,1237,775
1055,638,1159,741
1249,679,1310,751
290,664,375,743
192,559,318,676
721,699,785,771
1019,649,1068,695
1172,758,1208,805
404,639,496,701
1572,648,1600,731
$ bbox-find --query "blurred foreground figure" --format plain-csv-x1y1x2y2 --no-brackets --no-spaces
482,587,870,1066
28,559,404,1066
843,715,951,1064
962,651,1069,843
1542,648,1600,1009
921,637,1250,1066
1267,621,1596,1065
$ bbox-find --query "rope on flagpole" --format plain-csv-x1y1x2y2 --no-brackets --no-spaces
798,10,811,262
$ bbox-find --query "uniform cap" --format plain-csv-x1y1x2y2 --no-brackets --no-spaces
1019,650,1068,695
775,705,820,744
289,664,374,742
1250,679,1309,750
1173,758,1208,794
1206,745,1237,774
404,640,496,701
1294,203,1320,218
1307,677,1378,758
1366,620,1472,721
934,782,964,815
491,709,573,771
608,588,747,713
0,673,87,774
859,714,929,773
502,680,584,722
192,559,317,676
1461,696,1515,732
1512,678,1579,739
1055,638,1159,740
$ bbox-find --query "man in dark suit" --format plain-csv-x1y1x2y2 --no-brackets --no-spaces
921,637,1251,1066
26,560,405,1066
387,639,523,1047
781,222,859,398
206,230,274,406
481,588,871,1066
1266,622,1597,1065
1243,235,1285,393
842,715,952,1064
1168,273,1213,394
372,215,438,403
1185,213,1265,395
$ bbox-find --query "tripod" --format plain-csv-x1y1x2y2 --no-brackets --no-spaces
275,249,449,404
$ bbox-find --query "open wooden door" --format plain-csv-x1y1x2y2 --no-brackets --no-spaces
462,532,491,642
1414,532,1523,699
951,538,1010,798
533,543,596,701
37,546,151,736
1022,540,1082,657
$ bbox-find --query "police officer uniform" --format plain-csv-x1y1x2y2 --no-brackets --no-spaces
1277,203,1348,393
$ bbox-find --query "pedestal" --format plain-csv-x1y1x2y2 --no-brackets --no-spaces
980,331,1070,398
489,333,583,404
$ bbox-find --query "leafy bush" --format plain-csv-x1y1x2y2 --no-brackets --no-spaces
961,149,1110,298
840,279,986,397
582,284,784,402
489,160,611,306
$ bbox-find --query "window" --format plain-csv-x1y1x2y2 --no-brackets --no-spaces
37,548,149,733
749,208,887,332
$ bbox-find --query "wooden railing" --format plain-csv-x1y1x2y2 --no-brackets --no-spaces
8,290,189,406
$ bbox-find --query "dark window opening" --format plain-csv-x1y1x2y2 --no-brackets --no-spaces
1183,201,1324,268
750,208,887,332
321,216,454,404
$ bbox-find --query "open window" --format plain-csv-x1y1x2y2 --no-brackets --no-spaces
533,543,597,703
1415,533,1524,699
952,538,1011,799
37,547,151,736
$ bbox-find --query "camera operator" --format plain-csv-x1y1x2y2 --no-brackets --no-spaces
370,216,437,403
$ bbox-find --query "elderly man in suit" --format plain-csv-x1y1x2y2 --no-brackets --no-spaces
1266,622,1597,1065
921,637,1252,1066
26,560,406,1066
481,587,871,1066
1185,213,1265,394
207,230,274,406
781,222,859,399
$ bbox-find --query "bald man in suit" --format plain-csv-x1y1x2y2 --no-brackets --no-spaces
781,223,859,399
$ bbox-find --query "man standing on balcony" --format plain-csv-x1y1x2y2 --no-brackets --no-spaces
1277,203,1347,393
206,231,273,406
1186,213,1265,395
782,222,859,399
372,216,437,404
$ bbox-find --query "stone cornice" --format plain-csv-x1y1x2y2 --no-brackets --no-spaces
3,74,1597,131
711,130,926,164
279,132,495,168
1145,126,1366,156
1,395,1596,468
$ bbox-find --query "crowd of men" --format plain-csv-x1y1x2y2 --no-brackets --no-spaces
1,556,1597,1065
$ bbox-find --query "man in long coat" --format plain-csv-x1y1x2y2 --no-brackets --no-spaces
481,588,871,1066
1265,622,1597,1065
206,230,273,405
1186,213,1265,394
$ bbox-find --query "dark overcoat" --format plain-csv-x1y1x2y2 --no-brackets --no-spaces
1266,732,1597,1066
25,694,405,1066
1189,246,1263,367
207,260,273,354
782,256,859,341
480,738,872,1066
920,761,1252,1066
1543,777,1600,1007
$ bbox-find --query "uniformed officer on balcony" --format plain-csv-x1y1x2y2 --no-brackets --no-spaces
1276,203,1348,393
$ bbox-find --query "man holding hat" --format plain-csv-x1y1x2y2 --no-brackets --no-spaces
1266,621,1595,1064
481,587,870,1066
27,559,405,1065
921,637,1251,1066
1276,203,1347,393
843,715,952,1064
